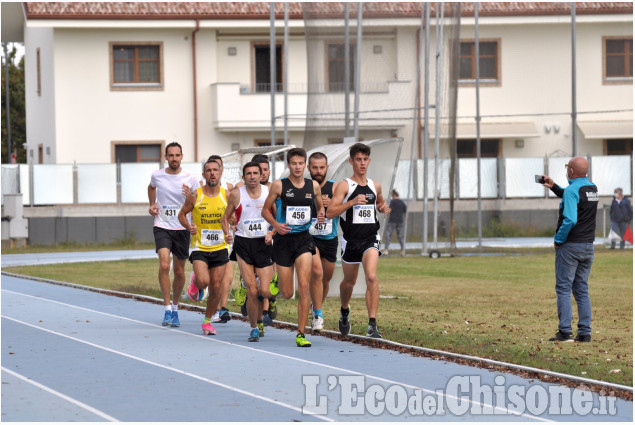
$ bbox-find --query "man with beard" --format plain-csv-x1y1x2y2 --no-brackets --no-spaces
307,152,339,332
148,142,199,327
179,158,231,335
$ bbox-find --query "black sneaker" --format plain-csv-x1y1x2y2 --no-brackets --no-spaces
549,331,574,342
366,323,382,338
574,334,591,343
267,297,277,320
240,300,248,317
219,307,231,323
339,313,351,336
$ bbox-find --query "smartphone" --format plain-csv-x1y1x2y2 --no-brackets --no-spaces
534,174,545,184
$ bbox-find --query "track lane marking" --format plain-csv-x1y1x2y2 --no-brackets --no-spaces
2,287,552,421
1,366,120,422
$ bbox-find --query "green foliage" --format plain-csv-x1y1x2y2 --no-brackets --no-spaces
1,42,26,163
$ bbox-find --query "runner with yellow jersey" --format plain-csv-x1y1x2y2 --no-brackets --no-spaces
179,158,230,336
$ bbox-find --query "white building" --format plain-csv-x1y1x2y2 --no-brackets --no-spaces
4,2,632,165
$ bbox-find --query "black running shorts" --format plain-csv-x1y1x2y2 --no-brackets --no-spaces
340,234,381,264
230,235,274,269
272,231,315,267
189,249,229,269
153,226,190,260
313,236,338,263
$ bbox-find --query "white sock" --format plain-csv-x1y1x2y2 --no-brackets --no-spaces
172,303,178,311
165,305,172,312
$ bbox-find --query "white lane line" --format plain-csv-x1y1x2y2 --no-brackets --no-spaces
1,315,334,422
1,366,120,422
2,288,551,421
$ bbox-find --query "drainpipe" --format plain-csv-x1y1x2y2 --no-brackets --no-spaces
192,19,200,161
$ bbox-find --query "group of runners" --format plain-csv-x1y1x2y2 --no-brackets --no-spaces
148,141,391,347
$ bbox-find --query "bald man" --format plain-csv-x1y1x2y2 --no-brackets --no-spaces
540,156,598,343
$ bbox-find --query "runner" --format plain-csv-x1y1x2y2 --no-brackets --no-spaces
307,152,339,332
235,154,279,322
178,158,230,336
148,142,199,327
222,161,274,342
327,143,391,339
262,147,325,347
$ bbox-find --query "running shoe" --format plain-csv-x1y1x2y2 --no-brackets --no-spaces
366,323,382,338
170,311,180,328
219,307,231,323
269,273,279,296
235,281,247,306
267,297,278,320
258,321,265,337
338,313,351,336
211,310,221,323
296,332,312,347
548,330,574,342
312,315,324,332
202,322,217,336
262,312,272,326
240,301,248,317
248,328,260,342
187,280,203,302
162,310,173,326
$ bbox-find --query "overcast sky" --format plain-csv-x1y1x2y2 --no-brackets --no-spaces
1,42,25,64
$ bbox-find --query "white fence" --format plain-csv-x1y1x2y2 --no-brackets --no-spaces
2,156,632,206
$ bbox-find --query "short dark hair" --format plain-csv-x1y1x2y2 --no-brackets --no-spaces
207,154,223,166
203,157,221,171
242,161,262,176
309,151,328,165
286,147,307,164
392,189,399,197
165,141,182,155
251,154,269,163
349,143,370,159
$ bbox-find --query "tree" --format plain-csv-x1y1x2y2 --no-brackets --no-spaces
1,42,26,163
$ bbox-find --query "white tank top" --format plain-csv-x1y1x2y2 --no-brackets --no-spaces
235,185,269,238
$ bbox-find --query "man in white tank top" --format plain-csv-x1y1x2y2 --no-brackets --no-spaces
148,142,199,328
222,162,275,342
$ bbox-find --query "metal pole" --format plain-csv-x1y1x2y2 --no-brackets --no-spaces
270,3,277,178
3,43,12,163
344,3,351,138
353,3,362,141
571,2,578,156
475,2,482,249
422,3,431,256
433,2,444,250
404,3,425,246
283,2,289,146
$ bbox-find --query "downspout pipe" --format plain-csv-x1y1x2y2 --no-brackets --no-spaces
192,19,200,161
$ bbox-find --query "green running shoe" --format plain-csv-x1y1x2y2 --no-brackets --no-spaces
295,332,312,347
269,273,279,297
235,279,247,307
258,321,265,337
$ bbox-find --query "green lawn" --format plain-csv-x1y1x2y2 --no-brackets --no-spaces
4,247,632,386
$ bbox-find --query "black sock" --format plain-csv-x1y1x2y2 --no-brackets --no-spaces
369,318,376,326
263,310,268,316
341,307,350,317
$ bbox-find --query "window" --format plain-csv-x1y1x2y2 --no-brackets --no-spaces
459,40,499,83
253,44,282,92
605,139,633,156
254,139,284,147
327,43,356,92
457,139,500,158
603,37,633,83
110,43,163,90
114,144,161,163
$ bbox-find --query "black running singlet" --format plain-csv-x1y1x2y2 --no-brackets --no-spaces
276,177,314,233
339,178,380,241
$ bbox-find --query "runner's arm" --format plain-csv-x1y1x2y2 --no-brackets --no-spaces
178,193,197,235
313,180,325,223
148,184,159,216
262,180,291,235
375,181,391,214
222,189,239,244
